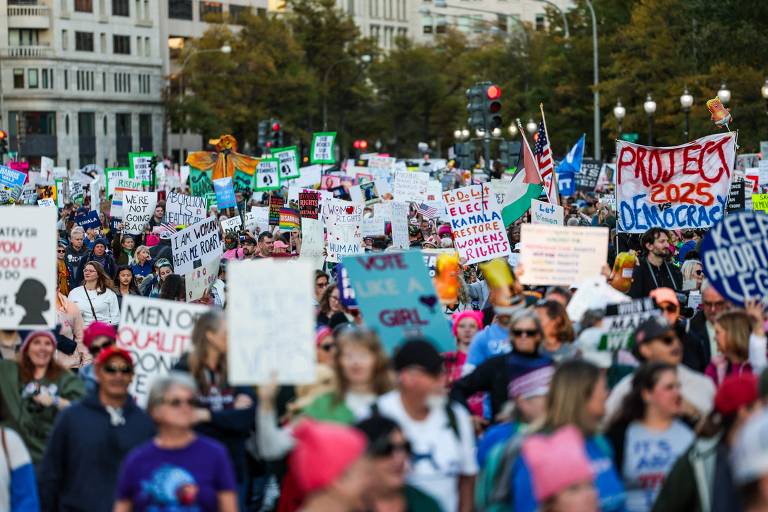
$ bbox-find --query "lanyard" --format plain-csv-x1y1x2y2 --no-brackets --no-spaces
646,260,676,290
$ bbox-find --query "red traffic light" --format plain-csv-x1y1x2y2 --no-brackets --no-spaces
265,141,273,148
271,122,280,132
359,140,368,150
353,140,361,149
486,85,501,100
0,130,6,139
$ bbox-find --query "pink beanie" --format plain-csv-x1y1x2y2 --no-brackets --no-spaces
522,426,594,502
83,321,117,348
315,326,333,347
20,330,57,354
451,310,484,338
289,419,367,494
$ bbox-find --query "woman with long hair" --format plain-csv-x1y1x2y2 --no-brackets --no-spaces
114,265,140,308
112,233,136,266
706,304,767,386
130,244,153,286
606,363,694,512
680,259,704,291
0,331,85,465
535,300,577,360
114,373,238,512
316,284,348,326
159,274,186,302
67,261,120,327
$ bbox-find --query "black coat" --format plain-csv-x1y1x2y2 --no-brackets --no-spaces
688,311,713,367
628,257,683,299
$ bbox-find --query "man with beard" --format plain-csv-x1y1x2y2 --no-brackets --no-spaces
628,227,683,298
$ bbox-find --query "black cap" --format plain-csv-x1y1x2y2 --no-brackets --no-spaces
634,316,673,345
393,338,443,376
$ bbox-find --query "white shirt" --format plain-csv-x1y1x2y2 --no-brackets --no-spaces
373,391,478,512
68,286,120,327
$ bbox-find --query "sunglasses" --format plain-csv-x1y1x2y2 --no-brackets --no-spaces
102,365,133,375
370,439,412,458
512,329,539,338
693,269,703,276
57,249,66,253
89,340,115,356
316,281,329,288
320,342,335,352
654,336,678,346
163,397,198,408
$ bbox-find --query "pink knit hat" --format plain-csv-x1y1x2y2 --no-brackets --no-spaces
451,310,484,338
289,419,367,494
522,426,595,502
83,321,117,348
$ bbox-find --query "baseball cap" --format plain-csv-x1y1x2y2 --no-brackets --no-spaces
83,321,117,348
393,338,443,376
633,316,673,345
95,346,134,368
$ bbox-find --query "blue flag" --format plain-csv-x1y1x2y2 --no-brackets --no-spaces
556,134,585,175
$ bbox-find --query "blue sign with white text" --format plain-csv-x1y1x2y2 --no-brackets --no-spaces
213,177,236,209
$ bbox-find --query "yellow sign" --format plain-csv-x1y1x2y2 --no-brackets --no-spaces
754,194,768,212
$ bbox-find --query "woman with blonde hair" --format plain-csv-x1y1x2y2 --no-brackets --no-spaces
680,259,704,291
705,302,767,386
130,244,153,284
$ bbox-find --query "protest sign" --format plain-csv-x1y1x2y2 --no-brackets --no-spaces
391,202,410,249
271,146,301,180
220,216,242,233
40,157,54,182
0,165,27,204
576,159,602,192
106,168,130,197
231,169,253,195
727,180,746,213
36,184,56,201
701,211,768,307
171,216,224,275
519,224,609,286
254,158,280,191
360,181,380,204
299,191,320,219
268,195,284,226
393,171,429,203
443,183,511,264
558,171,575,197
122,191,157,235
337,263,358,308
165,192,207,226
75,210,101,230
247,206,270,234
213,177,237,209
324,199,364,263
279,208,300,231
0,207,57,329
345,251,454,354
227,260,316,385
117,296,208,405
422,248,457,278
185,257,220,303
69,181,84,206
760,160,768,189
596,298,661,351
129,152,154,187
531,199,564,225
753,194,768,212
736,153,760,172
37,198,56,207
55,180,64,207
616,133,736,232
109,177,142,218
311,132,336,164
293,165,322,188
90,180,100,212
189,168,214,197
19,185,37,205
300,218,324,258
362,217,385,237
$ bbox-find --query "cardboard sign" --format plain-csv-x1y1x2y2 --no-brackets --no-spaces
0,166,27,204
596,298,661,351
254,158,280,191
531,199,565,225
227,260,316,385
0,207,57,329
165,192,207,227
75,210,101,230
117,296,209,406
393,171,429,203
271,146,301,181
123,191,158,235
300,218,324,258
576,158,602,192
443,183,511,264
299,191,320,219
171,216,224,275
391,202,410,249
700,211,768,307
344,251,454,354
616,133,736,232
185,257,220,302
110,177,142,218
311,132,336,164
519,224,609,286
220,216,242,233
129,152,154,187
268,195,284,226
213,177,237,209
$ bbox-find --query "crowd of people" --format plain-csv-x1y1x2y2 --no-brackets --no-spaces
1,160,768,512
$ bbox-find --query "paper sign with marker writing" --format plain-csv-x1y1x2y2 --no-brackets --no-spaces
171,216,224,275
344,251,454,354
117,296,209,406
227,260,316,384
362,217,385,237
129,152,154,187
220,216,242,233
271,146,301,180
443,184,511,264
165,192,207,226
300,218,325,258
106,168,130,197
311,132,336,164
393,171,429,203
185,257,220,302
519,224,609,286
531,199,564,225
247,207,270,234
123,191,157,235
110,177,142,218
391,202,410,249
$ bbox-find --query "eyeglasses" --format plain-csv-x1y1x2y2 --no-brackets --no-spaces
330,295,340,303
320,342,335,352
661,304,679,314
370,439,412,458
57,249,66,253
162,397,198,408
703,301,727,309
102,365,133,375
512,329,539,338
89,340,114,356
316,281,329,288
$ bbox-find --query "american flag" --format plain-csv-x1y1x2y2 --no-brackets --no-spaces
416,202,438,219
534,120,559,205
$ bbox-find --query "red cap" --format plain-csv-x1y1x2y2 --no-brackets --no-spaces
95,346,134,368
83,322,117,348
715,374,758,416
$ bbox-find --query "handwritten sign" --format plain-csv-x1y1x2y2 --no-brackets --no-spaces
753,194,768,212
123,191,157,235
443,184,511,264
213,177,236,209
227,260,316,384
300,218,324,258
106,168,130,198
271,146,301,181
171,216,224,275
129,152,154,187
531,199,564,225
311,132,336,164
519,224,609,286
165,192,207,226
110,177,142,218
299,191,320,219
393,171,429,203
247,207,270,234
616,133,736,232
220,216,242,233
254,158,280,191
391,202,410,249
344,251,454,354
185,257,220,302
117,296,209,406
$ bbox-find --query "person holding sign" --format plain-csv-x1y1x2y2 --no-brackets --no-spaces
627,228,683,299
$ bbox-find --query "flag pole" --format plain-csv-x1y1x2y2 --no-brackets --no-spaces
540,103,561,206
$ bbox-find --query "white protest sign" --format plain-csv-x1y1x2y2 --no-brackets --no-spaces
247,206,270,234
220,216,242,233
0,207,57,329
185,257,220,302
37,198,56,207
106,169,131,197
393,171,429,203
311,133,336,164
362,217,385,237
171,216,224,275
443,183,511,264
165,192,207,227
123,191,157,235
272,146,300,181
40,157,54,182
520,224,608,286
326,223,363,263
391,201,410,249
373,202,392,222
117,296,209,406
427,180,443,201
531,199,564,225
110,177,142,218
90,180,100,212
300,217,325,258
227,260,316,385
293,165,322,188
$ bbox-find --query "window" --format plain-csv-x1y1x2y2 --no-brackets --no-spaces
76,70,95,91
229,4,250,23
113,35,130,54
112,0,129,15
535,13,545,31
114,72,131,93
64,69,68,89
138,74,151,94
100,32,107,52
144,37,150,56
28,69,39,89
200,1,223,20
79,112,96,136
103,115,108,135
42,69,50,88
61,30,68,50
8,30,40,47
75,0,92,11
139,113,152,148
10,111,57,136
65,115,70,135
75,32,94,52
168,0,192,19
435,15,446,33
13,69,24,89
102,71,106,91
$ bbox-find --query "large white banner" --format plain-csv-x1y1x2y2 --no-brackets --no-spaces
616,133,736,232
227,260,315,385
171,216,223,275
0,207,57,329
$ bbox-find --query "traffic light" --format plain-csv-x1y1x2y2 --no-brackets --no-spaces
484,84,502,130
270,119,282,148
0,131,7,156
455,141,475,169
257,120,269,152
466,85,485,133
353,140,368,150
498,140,521,169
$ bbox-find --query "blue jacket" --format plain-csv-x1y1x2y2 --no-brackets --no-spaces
465,323,511,374
38,392,155,511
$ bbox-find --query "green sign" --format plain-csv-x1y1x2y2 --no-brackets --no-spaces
620,133,640,143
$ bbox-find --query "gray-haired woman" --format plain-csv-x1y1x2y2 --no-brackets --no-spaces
114,372,238,512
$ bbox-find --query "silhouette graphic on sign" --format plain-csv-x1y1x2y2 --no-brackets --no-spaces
15,278,50,326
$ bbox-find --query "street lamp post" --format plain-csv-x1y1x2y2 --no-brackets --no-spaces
613,99,625,140
680,87,693,142
585,0,600,160
762,79,768,114
526,118,537,135
322,54,372,131
717,82,731,105
508,123,518,137
643,94,656,146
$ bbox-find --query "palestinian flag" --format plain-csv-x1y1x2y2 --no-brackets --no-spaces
500,132,544,226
